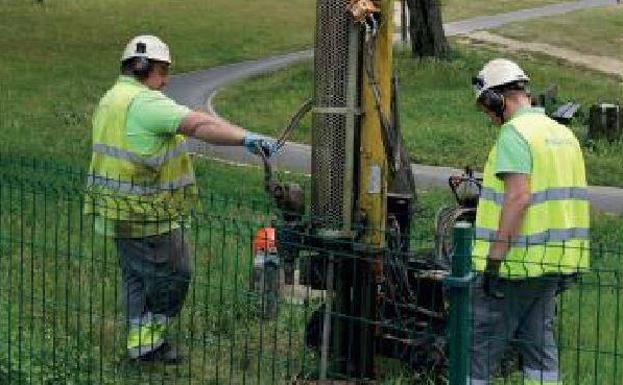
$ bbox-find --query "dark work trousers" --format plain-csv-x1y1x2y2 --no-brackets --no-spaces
469,274,562,384
115,228,191,323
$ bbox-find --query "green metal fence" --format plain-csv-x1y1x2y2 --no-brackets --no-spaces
447,221,622,385
0,156,308,385
0,156,622,384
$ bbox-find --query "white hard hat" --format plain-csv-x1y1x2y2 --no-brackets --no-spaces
472,58,530,100
121,35,171,64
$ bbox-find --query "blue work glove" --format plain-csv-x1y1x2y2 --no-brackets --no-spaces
243,133,275,157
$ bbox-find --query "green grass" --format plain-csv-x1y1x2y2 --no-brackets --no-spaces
0,0,315,165
441,0,566,22
494,5,623,61
215,44,623,187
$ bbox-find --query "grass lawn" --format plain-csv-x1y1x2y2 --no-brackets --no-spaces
0,0,315,165
441,0,567,22
493,5,623,61
214,44,623,187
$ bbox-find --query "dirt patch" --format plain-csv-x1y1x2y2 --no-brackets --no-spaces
464,30,623,79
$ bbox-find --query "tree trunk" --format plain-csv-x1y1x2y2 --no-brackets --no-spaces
406,0,449,58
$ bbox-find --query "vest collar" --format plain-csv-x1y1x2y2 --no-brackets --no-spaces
510,106,545,120
117,75,147,89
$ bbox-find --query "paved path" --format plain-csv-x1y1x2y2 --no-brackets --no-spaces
393,0,617,36
164,0,623,214
166,50,314,112
443,0,617,35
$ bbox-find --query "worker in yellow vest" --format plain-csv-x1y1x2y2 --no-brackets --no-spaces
469,59,590,384
84,35,273,362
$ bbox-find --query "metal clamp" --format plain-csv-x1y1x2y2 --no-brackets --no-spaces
312,107,362,116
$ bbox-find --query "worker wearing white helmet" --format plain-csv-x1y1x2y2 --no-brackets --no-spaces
121,35,172,63
469,59,589,384
85,35,274,362
472,58,531,123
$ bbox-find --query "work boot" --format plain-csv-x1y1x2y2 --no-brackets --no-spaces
137,341,184,364
126,319,166,359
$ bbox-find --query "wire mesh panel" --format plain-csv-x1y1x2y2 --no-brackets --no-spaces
1,157,623,384
0,158,317,385
446,226,623,385
311,0,355,233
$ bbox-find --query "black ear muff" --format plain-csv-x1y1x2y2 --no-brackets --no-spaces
472,76,506,120
479,89,505,119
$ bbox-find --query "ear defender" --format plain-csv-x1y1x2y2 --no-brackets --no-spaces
471,75,506,121
480,89,505,119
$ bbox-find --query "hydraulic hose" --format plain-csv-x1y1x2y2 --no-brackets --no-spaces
274,98,314,154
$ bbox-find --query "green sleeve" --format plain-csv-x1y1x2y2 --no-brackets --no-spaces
128,90,191,136
495,124,532,177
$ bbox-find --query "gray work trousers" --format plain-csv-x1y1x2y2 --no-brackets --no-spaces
469,274,562,384
115,228,191,323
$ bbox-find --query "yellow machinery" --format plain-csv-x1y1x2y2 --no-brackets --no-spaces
260,0,439,381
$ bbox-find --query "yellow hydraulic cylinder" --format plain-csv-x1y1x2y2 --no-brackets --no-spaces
358,0,393,248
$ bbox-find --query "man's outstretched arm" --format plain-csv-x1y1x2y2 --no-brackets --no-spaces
178,111,246,145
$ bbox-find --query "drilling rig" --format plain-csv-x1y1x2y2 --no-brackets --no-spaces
258,0,459,381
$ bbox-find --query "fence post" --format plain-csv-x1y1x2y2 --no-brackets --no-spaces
446,221,474,385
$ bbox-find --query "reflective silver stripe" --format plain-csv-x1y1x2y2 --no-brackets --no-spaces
143,141,190,169
480,187,589,206
92,142,190,169
475,227,589,245
531,187,588,204
87,174,195,195
480,187,504,205
92,143,145,165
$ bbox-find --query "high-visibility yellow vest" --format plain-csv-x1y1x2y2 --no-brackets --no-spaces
473,109,590,279
84,78,197,237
